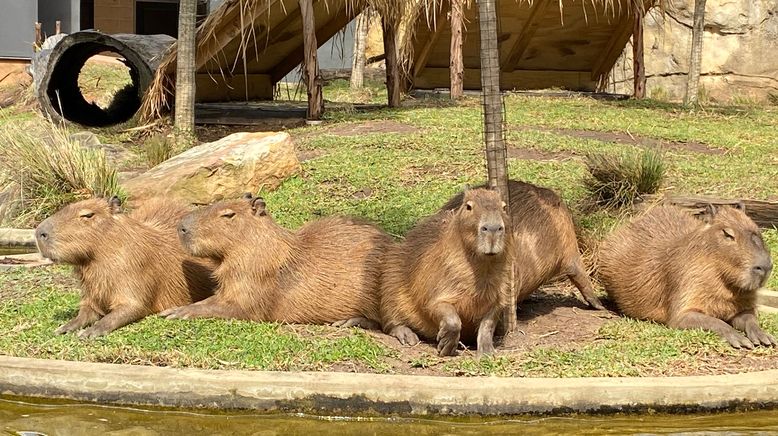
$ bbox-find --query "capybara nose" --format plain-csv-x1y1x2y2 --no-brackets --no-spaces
480,223,504,234
178,223,187,235
35,220,52,242
754,263,772,278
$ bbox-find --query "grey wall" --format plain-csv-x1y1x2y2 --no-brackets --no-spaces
283,19,356,83
0,1,38,59
38,0,80,36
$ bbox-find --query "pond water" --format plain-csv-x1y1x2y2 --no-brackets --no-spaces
2,398,778,435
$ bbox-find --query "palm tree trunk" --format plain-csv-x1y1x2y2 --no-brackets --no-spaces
351,10,370,89
450,0,464,99
299,0,323,120
632,7,646,99
174,0,197,138
382,15,401,107
684,0,706,107
478,0,514,333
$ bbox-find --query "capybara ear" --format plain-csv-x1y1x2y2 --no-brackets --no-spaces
241,192,254,201
108,196,123,214
501,201,507,211
464,200,474,211
699,203,718,223
251,197,268,217
734,201,746,213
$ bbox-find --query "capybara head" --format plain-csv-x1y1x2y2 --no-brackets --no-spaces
178,195,270,259
35,196,123,264
454,189,508,256
698,203,773,291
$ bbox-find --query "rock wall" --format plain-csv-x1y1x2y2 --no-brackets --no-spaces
608,0,778,103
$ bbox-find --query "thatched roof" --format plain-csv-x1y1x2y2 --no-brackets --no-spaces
405,0,655,92
142,0,407,119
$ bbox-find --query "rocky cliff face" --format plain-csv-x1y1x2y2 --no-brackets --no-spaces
609,0,778,103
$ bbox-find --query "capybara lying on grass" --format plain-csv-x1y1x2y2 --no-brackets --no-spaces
380,188,514,356
442,179,604,310
162,195,392,327
35,197,215,338
598,203,774,349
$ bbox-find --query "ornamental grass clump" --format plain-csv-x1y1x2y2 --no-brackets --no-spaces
585,148,665,209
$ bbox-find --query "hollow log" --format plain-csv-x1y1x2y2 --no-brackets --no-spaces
34,31,175,127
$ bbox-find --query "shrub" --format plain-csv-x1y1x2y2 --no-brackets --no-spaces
0,121,123,226
142,134,174,167
585,148,665,209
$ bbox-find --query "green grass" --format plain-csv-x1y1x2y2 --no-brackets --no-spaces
1,79,777,376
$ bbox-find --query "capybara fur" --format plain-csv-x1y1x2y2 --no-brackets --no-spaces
35,197,215,338
598,203,775,349
162,195,392,327
441,179,604,310
380,188,514,356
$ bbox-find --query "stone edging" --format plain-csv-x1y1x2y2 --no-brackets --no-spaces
0,229,35,247
1,355,778,415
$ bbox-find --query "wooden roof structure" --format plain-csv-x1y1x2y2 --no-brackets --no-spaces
406,0,654,92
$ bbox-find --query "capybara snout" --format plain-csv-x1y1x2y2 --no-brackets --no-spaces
456,191,508,257
477,214,506,255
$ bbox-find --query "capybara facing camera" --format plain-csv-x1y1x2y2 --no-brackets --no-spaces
442,180,605,311
598,203,774,349
380,188,514,356
35,197,215,338
162,195,392,327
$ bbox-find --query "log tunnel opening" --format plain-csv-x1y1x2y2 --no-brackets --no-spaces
45,43,141,127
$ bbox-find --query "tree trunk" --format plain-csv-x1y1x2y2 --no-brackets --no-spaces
174,0,197,138
477,0,514,333
450,0,464,99
299,0,323,120
684,0,707,107
632,7,645,99
382,15,401,107
350,10,370,89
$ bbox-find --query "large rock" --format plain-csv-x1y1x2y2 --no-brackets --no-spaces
609,0,778,103
124,131,300,204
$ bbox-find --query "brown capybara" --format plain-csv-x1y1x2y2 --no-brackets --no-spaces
161,195,392,327
35,196,215,339
380,188,514,356
441,179,604,310
598,203,775,349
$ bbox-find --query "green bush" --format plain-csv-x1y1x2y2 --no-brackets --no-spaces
585,148,665,209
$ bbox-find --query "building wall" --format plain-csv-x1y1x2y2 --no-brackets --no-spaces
38,0,80,36
0,1,38,59
94,0,135,34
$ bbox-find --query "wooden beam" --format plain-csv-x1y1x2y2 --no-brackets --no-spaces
412,6,448,78
639,195,778,229
414,67,596,91
501,0,551,72
449,0,464,99
270,5,359,82
591,14,635,80
383,15,401,107
299,0,322,120
194,73,273,102
632,7,646,98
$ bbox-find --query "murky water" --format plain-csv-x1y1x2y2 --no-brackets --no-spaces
2,398,778,436
0,246,36,256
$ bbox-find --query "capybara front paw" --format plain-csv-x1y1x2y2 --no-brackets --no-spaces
477,341,495,356
55,320,83,335
723,331,755,349
161,306,193,320
745,326,777,347
436,329,460,357
390,326,420,346
586,296,606,311
333,317,381,330
77,325,108,340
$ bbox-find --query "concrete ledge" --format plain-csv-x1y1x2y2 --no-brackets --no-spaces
0,253,52,270
0,228,35,247
1,356,778,415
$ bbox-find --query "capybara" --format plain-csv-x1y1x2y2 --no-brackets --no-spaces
598,203,775,349
380,188,514,356
35,196,215,338
161,195,392,327
441,179,604,310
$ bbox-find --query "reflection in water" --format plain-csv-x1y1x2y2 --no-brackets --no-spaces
1,398,778,436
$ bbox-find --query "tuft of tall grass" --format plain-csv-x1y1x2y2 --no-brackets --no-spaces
0,121,123,226
585,148,665,209
142,134,175,167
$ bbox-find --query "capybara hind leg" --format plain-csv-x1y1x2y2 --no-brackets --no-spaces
731,310,777,347
670,310,754,349
567,258,605,310
476,306,500,356
389,325,420,346
433,302,462,357
78,306,146,339
55,304,101,335
333,317,381,330
160,296,240,320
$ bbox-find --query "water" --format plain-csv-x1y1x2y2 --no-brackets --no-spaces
2,398,778,435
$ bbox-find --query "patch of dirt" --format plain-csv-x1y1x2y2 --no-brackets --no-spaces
297,148,327,162
533,127,726,155
194,120,306,144
326,120,420,137
507,146,576,161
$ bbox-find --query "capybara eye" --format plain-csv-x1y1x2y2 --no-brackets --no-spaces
723,228,736,240
220,210,236,219
79,211,95,219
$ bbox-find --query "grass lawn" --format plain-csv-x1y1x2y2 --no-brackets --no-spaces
0,79,777,377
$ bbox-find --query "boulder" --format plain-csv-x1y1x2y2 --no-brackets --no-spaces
123,131,300,204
